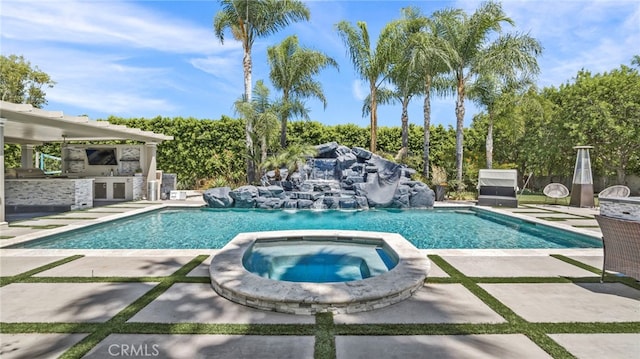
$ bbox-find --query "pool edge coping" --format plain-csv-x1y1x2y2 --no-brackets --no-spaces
209,230,430,315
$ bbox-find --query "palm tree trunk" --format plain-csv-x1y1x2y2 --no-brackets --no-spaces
401,97,409,158
261,136,268,167
370,83,378,153
280,91,289,148
422,76,432,179
243,46,256,184
486,112,494,169
280,115,288,149
455,79,465,188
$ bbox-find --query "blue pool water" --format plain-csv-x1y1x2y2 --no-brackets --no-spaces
243,240,398,283
12,208,601,249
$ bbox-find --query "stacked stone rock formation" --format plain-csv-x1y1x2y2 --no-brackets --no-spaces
203,142,435,210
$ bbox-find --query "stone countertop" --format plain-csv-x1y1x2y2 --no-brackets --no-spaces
599,196,640,204
5,177,95,181
599,197,640,221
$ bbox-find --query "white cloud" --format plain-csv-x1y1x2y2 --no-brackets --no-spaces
0,0,238,55
49,87,175,117
0,0,244,117
352,79,368,101
190,55,242,80
454,1,640,88
29,47,177,115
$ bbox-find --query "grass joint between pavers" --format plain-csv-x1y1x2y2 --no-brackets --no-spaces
0,255,84,287
2,253,637,359
428,255,576,358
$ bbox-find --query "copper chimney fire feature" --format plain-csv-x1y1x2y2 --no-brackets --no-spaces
570,145,594,208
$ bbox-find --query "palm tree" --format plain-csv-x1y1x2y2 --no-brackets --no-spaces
234,80,279,173
408,8,459,179
262,143,317,181
336,20,393,153
214,0,309,183
437,1,541,188
470,74,536,169
268,35,338,148
378,8,427,160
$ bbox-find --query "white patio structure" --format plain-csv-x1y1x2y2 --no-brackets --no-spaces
0,100,173,226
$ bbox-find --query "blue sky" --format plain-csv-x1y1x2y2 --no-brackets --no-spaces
1,0,638,129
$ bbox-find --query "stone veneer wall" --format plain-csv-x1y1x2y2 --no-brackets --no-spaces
6,178,94,210
73,179,94,209
119,147,142,175
599,197,640,221
63,145,143,175
132,176,145,200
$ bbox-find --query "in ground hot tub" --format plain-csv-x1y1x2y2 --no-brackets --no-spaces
243,238,398,283
209,230,430,315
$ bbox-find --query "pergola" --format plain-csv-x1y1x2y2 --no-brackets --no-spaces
0,100,173,225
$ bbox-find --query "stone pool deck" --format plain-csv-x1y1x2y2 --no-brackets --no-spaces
0,199,638,358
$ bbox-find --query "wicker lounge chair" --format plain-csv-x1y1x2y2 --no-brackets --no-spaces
477,169,518,207
598,185,631,199
543,183,570,204
594,215,640,282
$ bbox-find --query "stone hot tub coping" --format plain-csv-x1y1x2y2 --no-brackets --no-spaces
209,230,430,315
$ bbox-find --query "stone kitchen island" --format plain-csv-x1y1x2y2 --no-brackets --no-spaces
5,177,94,212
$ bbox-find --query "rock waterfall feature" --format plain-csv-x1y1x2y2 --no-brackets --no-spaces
203,142,435,210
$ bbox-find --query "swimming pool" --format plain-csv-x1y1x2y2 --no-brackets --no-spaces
11,207,601,249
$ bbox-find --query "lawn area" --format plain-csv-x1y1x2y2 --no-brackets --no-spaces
517,194,600,206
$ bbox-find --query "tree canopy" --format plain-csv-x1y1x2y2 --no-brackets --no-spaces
0,54,56,108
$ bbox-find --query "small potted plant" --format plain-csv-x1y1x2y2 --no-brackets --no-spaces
431,165,448,201
134,167,143,176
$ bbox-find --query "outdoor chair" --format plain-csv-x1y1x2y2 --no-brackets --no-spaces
543,183,570,204
594,215,640,282
476,169,518,208
598,185,631,199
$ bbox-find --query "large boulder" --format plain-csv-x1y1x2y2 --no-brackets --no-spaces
336,152,358,173
409,182,436,208
310,159,337,180
203,187,234,208
315,141,339,158
204,143,435,210
257,185,285,198
256,197,283,209
297,199,314,209
352,147,372,160
229,185,259,208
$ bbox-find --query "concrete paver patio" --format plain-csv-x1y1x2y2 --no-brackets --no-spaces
0,333,87,359
0,282,154,323
547,334,640,359
0,255,66,276
0,201,638,358
129,283,315,324
335,334,553,359
481,282,640,323
84,334,316,359
333,284,505,324
35,256,197,277
440,255,598,278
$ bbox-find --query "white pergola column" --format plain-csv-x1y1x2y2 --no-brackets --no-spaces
21,144,35,168
1,118,7,225
144,142,158,199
